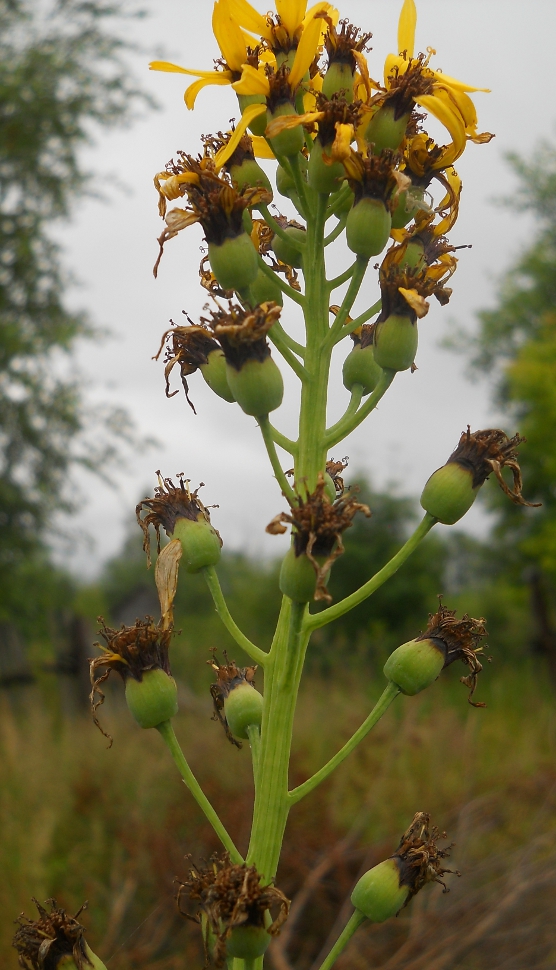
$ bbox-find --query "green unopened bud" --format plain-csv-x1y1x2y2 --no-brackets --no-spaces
308,138,345,195
238,93,267,135
272,224,306,268
365,105,410,153
384,638,445,695
390,186,427,229
279,546,330,603
226,925,270,960
208,233,258,292
200,348,236,402
373,313,418,371
230,158,272,196
226,355,284,416
173,514,222,572
13,899,109,970
352,812,456,921
346,197,391,258
421,462,478,524
249,267,284,307
276,156,307,199
343,341,382,395
322,61,354,102
351,859,409,922
267,103,305,157
137,474,222,570
224,681,263,740
125,667,178,728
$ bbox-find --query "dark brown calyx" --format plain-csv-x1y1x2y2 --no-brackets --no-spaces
177,854,290,968
153,319,221,408
209,654,258,748
393,812,458,909
266,473,370,602
324,17,372,69
447,427,540,505
13,898,91,970
89,616,172,743
203,299,282,370
136,472,220,564
343,148,404,206
416,601,488,706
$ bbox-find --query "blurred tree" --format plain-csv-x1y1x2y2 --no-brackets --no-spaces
0,0,148,629
471,143,556,682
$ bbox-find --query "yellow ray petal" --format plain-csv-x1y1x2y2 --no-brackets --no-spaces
397,0,417,58
265,109,323,139
277,0,307,38
213,0,248,72
252,136,276,159
415,93,466,157
149,60,223,79
226,0,272,38
184,74,232,110
399,286,429,318
232,63,271,96
429,69,490,94
289,11,325,89
214,103,268,170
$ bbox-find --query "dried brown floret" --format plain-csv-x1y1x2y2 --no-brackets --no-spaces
202,129,255,172
343,148,407,207
377,250,457,323
153,319,221,407
136,472,221,565
13,898,91,970
447,427,541,506
209,653,258,748
201,299,282,369
325,456,349,494
324,17,372,70
375,54,436,120
266,473,370,602
177,854,290,967
393,812,459,908
417,600,488,706
310,93,363,146
89,615,172,744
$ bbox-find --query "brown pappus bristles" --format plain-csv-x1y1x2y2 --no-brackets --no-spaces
343,148,403,205
136,472,221,565
202,299,282,370
266,472,371,602
152,319,220,409
447,426,541,505
89,615,172,745
393,812,459,909
176,853,290,967
416,599,488,706
209,653,258,748
377,53,435,120
312,93,363,145
324,16,372,68
13,898,91,970
201,129,255,171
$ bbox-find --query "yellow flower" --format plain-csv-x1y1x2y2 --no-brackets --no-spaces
227,0,336,57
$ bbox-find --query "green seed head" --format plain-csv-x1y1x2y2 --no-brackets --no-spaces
226,925,270,960
390,185,427,230
365,105,410,153
346,197,392,258
224,682,263,740
226,355,284,416
308,138,346,195
200,348,236,402
125,667,178,729
420,462,478,524
276,155,308,198
173,514,223,572
272,224,306,268
373,313,418,371
351,858,409,922
208,233,258,292
136,474,222,570
383,637,445,695
279,546,330,603
343,343,382,395
229,158,272,196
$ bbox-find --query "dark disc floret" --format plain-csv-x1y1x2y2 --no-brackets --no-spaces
446,427,540,504
343,148,404,207
416,600,488,706
324,17,372,70
13,899,92,970
202,299,282,370
393,812,459,908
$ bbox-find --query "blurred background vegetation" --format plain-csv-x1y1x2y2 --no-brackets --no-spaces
1,1,556,967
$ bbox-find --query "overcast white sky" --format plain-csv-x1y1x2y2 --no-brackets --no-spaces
53,0,555,577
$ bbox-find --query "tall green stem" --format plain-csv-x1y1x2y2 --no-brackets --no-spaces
324,368,395,448
316,910,366,970
259,416,297,503
157,720,243,863
203,566,268,666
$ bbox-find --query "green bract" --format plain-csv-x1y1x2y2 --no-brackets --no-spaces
268,103,305,157
322,61,354,101
125,668,178,729
225,925,270,959
226,355,284,416
230,158,272,196
237,93,267,135
384,637,445,694
224,682,263,740
276,155,307,199
208,233,258,292
249,268,284,307
346,197,392,257
420,462,478,524
351,859,409,922
373,314,418,371
391,186,426,229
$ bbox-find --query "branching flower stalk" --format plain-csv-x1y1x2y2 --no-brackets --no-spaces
23,2,538,968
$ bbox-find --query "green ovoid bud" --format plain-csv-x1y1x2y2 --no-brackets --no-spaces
397,237,426,271
226,355,284,416
199,348,236,402
390,185,426,229
267,102,305,157
276,155,307,199
238,93,267,135
343,342,382,395
249,267,284,307
224,681,263,740
365,105,410,153
230,157,272,196
373,314,418,371
208,232,258,292
346,197,392,258
322,61,354,101
384,637,445,695
173,513,222,572
279,546,330,603
351,859,409,922
420,462,478,525
226,925,271,960
308,138,345,195
272,224,306,268
125,667,178,728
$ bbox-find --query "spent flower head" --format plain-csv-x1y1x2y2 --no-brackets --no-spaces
13,899,92,970
392,811,459,908
137,473,221,564
417,599,488,705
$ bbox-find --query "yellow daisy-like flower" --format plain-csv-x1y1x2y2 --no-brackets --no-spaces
227,0,336,58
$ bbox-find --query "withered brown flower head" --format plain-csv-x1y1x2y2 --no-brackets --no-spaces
326,456,349,495
447,427,540,507
343,148,404,207
202,299,282,370
392,812,459,909
153,320,221,408
324,17,372,69
311,93,362,145
177,853,290,968
378,54,435,120
13,898,91,970
265,63,299,111
417,601,488,706
89,616,172,744
377,252,456,324
209,654,258,748
349,323,375,349
136,472,221,565
202,129,255,173
266,473,371,602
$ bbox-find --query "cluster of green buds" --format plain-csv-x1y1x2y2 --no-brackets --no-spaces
210,656,263,746
177,854,290,966
351,812,457,922
384,600,489,706
13,899,107,970
266,472,370,603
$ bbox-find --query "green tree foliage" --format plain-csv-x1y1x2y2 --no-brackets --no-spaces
0,0,147,621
